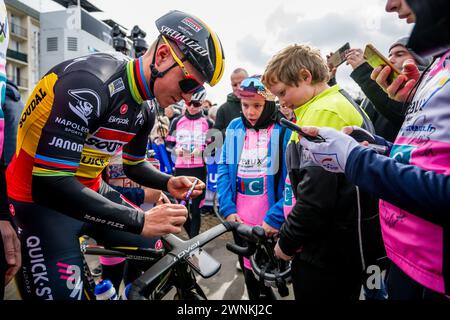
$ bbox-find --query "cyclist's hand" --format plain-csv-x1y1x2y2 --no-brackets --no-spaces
0,221,21,285
371,59,420,102
274,241,293,262
262,222,279,237
141,204,188,237
225,214,242,223
167,176,205,200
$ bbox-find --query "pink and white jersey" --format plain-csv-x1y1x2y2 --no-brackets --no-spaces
167,114,212,168
380,50,450,294
236,125,274,269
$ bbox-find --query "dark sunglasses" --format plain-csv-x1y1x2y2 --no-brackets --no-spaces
187,101,203,108
161,36,205,94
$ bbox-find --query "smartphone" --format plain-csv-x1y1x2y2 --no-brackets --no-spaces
327,42,350,68
279,118,326,143
364,44,401,84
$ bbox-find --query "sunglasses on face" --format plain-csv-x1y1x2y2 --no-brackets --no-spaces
161,36,205,94
187,101,203,108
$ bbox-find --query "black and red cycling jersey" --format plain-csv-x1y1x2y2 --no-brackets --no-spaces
6,52,171,234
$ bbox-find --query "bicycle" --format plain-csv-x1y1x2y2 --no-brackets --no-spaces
81,221,267,300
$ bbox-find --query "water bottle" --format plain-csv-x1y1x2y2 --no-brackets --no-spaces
94,279,118,300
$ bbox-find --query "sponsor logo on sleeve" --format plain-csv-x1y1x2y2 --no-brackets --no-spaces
54,117,89,136
108,78,125,97
68,89,101,126
49,136,84,152
84,127,136,154
19,88,47,128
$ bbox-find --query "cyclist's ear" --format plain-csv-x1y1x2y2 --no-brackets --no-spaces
154,44,172,67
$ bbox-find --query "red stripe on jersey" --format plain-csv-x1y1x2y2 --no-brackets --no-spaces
93,127,136,143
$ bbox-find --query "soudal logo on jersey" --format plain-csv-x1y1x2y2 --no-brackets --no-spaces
19,88,47,128
237,177,264,196
84,127,136,154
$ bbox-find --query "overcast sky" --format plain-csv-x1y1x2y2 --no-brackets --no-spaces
21,0,412,105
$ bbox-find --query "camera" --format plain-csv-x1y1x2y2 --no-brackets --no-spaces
111,24,130,55
130,25,148,58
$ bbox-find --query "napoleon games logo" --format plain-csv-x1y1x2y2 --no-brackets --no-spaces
181,17,203,33
68,89,101,126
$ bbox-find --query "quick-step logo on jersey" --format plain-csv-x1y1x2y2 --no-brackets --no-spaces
68,89,101,125
57,262,83,300
84,127,136,154
26,236,53,300
237,176,264,196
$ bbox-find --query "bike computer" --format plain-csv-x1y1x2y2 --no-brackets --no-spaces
186,248,221,278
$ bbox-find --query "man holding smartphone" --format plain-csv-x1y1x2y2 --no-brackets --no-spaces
342,39,431,142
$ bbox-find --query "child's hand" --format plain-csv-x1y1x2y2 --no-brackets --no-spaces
262,222,279,237
226,214,242,223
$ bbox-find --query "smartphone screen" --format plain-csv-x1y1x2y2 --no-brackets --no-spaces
327,42,350,68
364,44,401,84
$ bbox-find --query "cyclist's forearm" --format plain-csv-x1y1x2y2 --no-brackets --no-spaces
32,175,144,234
123,161,171,192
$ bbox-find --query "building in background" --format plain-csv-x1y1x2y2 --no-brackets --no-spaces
5,0,40,101
39,0,121,77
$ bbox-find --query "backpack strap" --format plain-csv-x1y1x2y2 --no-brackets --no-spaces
339,89,375,134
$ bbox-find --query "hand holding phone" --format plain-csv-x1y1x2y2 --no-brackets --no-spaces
364,44,401,84
279,118,326,143
327,42,351,69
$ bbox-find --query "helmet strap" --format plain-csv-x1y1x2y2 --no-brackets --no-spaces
149,35,186,96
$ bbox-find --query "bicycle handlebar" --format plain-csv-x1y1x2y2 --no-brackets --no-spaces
128,221,267,300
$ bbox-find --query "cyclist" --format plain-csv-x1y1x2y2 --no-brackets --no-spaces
5,10,224,300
